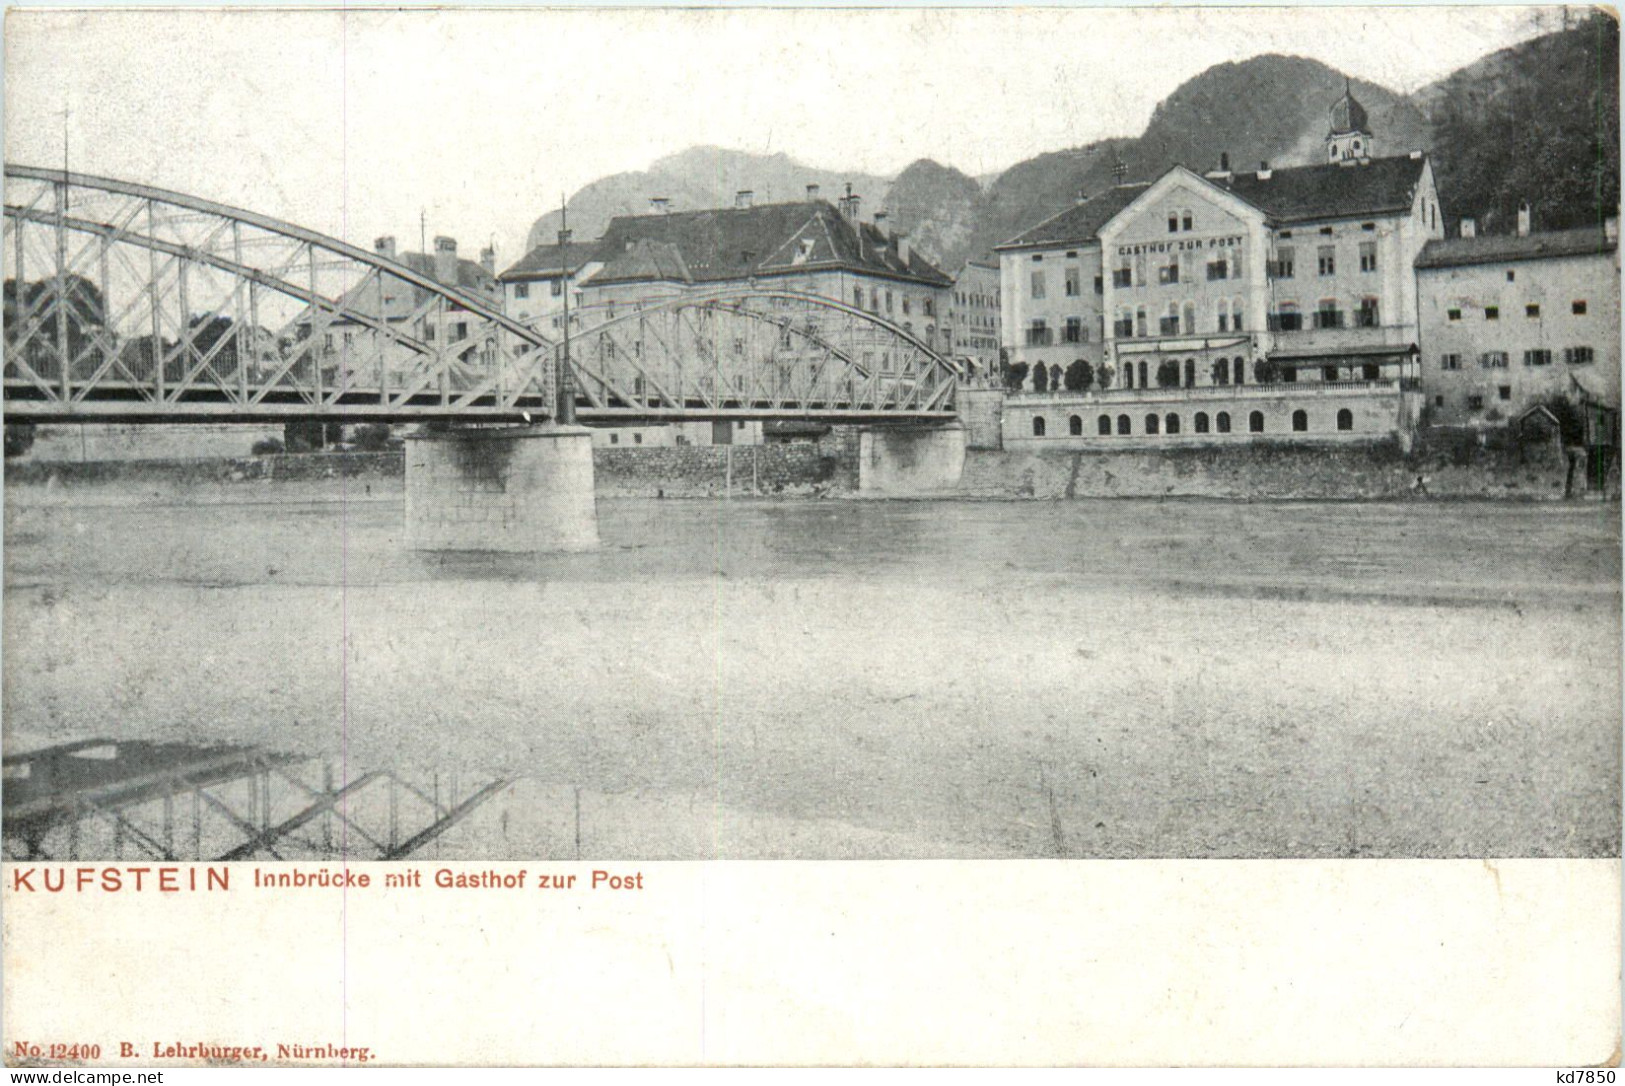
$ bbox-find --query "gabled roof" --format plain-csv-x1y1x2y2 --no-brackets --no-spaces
593,238,694,286
1214,155,1428,224
498,240,601,282
1414,225,1617,270
584,200,950,287
996,184,1151,250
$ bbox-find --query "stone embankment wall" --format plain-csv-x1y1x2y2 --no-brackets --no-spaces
958,433,1606,501
594,439,856,497
4,451,404,487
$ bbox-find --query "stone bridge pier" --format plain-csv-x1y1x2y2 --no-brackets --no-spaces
857,423,966,495
405,425,599,552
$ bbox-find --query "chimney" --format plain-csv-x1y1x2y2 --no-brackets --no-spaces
735,189,754,209
838,183,861,222
896,232,911,267
1221,152,1230,172
433,236,457,284
1606,215,1619,244
1517,201,1532,238
806,183,820,201
374,235,397,260
1075,188,1091,205
1460,218,1476,239
1257,160,1273,181
874,211,889,229
479,245,495,275
649,196,671,214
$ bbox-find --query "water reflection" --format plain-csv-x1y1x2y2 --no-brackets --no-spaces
3,739,513,862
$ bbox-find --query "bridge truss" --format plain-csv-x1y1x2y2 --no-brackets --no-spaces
3,165,559,422
4,165,961,424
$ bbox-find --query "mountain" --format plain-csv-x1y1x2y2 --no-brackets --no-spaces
963,55,1430,262
1415,12,1619,234
879,160,986,272
514,23,1620,277
524,147,890,252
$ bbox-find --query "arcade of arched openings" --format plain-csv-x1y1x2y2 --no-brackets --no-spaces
1010,396,1392,445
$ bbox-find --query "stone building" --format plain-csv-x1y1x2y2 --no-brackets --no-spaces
1414,215,1620,427
994,84,1439,446
943,260,1003,383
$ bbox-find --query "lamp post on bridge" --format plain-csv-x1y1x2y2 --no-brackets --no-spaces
555,198,576,426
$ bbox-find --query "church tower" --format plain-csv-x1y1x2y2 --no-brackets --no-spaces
1326,79,1374,165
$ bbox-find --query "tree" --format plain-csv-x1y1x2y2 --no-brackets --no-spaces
1253,357,1280,384
1095,363,1113,391
4,422,36,459
1003,362,1029,392
283,419,342,452
1063,359,1094,392
1155,359,1181,388
1032,362,1049,392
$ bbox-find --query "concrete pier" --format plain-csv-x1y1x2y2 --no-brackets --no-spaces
405,425,599,552
858,423,967,494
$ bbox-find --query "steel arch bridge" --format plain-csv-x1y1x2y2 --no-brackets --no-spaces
3,165,962,424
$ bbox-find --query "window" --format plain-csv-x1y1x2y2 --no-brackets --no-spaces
1498,385,1512,401
1292,410,1308,432
1065,268,1081,297
1447,308,1461,321
1113,266,1132,288
1526,303,1540,318
1357,297,1379,327
1362,363,1380,380
1032,417,1046,436
514,283,530,299
1195,412,1210,433
1271,303,1302,332
1484,306,1499,321
1138,361,1148,389
1523,349,1553,367
633,432,643,445
1116,415,1130,435
1248,411,1264,433
1314,301,1342,329
1320,226,1333,236
1168,214,1179,233
1069,415,1083,436
1317,246,1335,276
1362,222,1375,232
1160,312,1180,336
1480,351,1508,368
1337,409,1353,431
1136,308,1148,338
1114,310,1134,338
1063,317,1084,344
1573,300,1588,315
1181,210,1193,231
1231,298,1245,332
1273,247,1295,279
1207,259,1228,281
1434,395,1444,407
1098,415,1111,436
902,298,911,316
1026,320,1052,346
1506,270,1516,282
1216,411,1231,433
1323,365,1339,382
609,433,619,445
1467,394,1484,410
1359,241,1377,272
1029,270,1046,300
1566,346,1595,365
886,290,894,313
1145,413,1160,435
1165,413,1181,435
1159,262,1179,285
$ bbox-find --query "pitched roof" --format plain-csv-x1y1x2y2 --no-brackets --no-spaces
996,184,1151,249
1414,225,1617,269
498,240,601,281
392,251,496,298
588,200,951,287
1214,155,1427,223
593,238,693,285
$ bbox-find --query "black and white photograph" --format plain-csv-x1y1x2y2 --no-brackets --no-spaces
1,4,1619,1068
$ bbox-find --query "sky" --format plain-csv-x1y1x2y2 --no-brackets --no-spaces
3,5,1570,268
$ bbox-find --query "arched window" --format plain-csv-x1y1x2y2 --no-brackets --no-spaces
1033,416,1047,437
1117,414,1131,435
1069,414,1083,436
1165,413,1181,435
1123,362,1134,390
1195,412,1210,434
1233,357,1245,385
1336,408,1354,431
1138,361,1148,389
1232,297,1245,332
1145,413,1160,435
1184,358,1196,387
1051,364,1063,389
1292,409,1308,432
1182,301,1196,335
1249,411,1265,433
1217,411,1232,433
1214,356,1230,386
1098,415,1112,436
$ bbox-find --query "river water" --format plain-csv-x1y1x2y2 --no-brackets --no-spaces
4,481,1620,859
